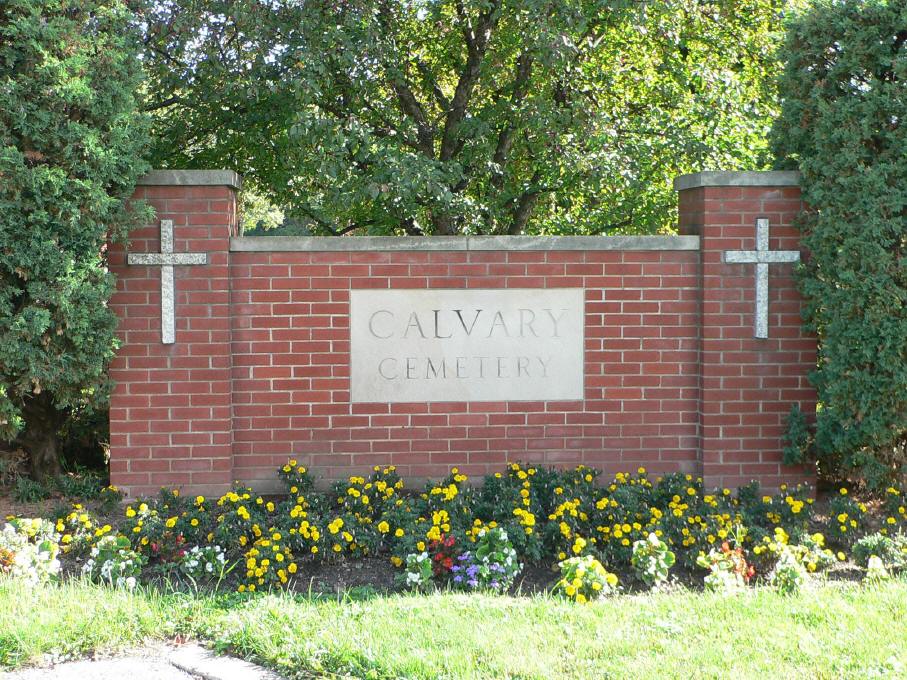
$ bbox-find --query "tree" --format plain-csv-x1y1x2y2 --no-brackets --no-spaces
142,0,788,236
0,0,150,479
772,0,907,486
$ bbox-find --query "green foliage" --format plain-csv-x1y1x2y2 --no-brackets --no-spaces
768,546,809,594
399,550,433,591
828,491,869,546
853,532,907,570
630,532,675,586
783,404,812,465
771,0,907,486
55,469,105,500
0,0,150,473
81,535,145,589
11,477,49,504
466,527,521,592
142,0,788,236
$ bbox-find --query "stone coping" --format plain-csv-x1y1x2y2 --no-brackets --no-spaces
134,169,798,194
673,171,800,191
230,234,700,252
137,170,242,191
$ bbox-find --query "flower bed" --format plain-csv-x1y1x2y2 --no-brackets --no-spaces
3,461,907,597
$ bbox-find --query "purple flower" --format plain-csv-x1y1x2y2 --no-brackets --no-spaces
468,579,479,588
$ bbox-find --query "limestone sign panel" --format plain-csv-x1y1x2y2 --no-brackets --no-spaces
350,288,585,403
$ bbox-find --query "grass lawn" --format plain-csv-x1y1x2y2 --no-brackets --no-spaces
2,578,906,678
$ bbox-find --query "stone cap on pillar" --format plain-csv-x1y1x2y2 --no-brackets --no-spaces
673,171,800,191
136,169,243,191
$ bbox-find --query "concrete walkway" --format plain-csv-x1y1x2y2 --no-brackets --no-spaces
2,644,285,680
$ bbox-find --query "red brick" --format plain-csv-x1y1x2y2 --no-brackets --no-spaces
109,176,815,496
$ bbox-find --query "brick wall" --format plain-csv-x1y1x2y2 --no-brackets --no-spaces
677,173,817,489
229,247,701,489
108,171,238,497
108,170,816,498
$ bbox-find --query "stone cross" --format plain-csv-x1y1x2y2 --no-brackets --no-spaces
127,220,207,344
722,218,800,339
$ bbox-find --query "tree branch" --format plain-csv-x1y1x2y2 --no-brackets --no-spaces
415,59,450,111
490,50,533,190
439,0,502,162
376,1,436,157
143,95,182,112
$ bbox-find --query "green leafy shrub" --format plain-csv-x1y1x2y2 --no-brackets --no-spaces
11,477,49,503
772,0,907,487
81,535,145,589
853,532,907,571
98,485,125,513
631,533,675,587
0,0,150,478
179,544,230,586
55,469,105,500
399,551,433,591
768,546,809,595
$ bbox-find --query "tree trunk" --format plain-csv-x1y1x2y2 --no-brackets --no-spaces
20,392,64,482
432,213,458,235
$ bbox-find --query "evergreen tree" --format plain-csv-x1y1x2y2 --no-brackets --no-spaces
0,0,150,478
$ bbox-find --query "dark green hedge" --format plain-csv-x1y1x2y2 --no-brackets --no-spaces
772,0,907,486
0,0,150,476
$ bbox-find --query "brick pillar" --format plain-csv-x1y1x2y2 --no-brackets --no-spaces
676,172,817,491
108,170,239,498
